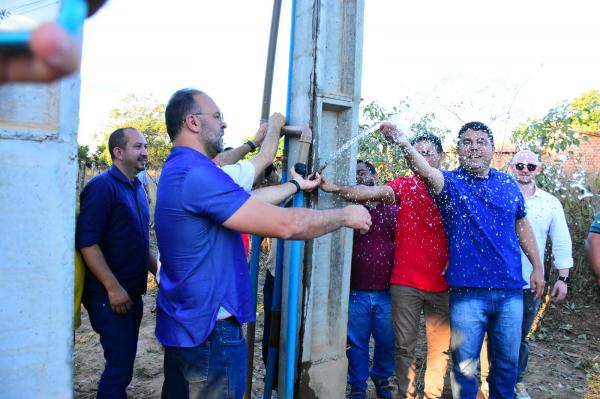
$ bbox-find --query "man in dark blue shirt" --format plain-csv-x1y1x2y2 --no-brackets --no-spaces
76,127,157,399
380,121,544,399
155,88,372,399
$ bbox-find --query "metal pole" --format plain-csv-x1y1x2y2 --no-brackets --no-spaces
244,1,283,398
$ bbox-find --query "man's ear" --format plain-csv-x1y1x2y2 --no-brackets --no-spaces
184,114,202,133
113,147,123,161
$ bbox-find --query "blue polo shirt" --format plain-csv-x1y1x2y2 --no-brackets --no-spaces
155,146,252,347
76,166,150,299
435,167,527,289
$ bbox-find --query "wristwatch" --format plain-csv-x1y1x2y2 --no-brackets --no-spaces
557,276,570,284
244,140,257,152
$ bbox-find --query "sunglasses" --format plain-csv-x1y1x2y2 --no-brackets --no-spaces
514,163,538,172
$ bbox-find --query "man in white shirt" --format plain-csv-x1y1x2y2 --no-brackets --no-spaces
508,149,573,399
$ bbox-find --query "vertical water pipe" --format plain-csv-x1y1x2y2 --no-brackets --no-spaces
244,1,284,398
283,0,301,395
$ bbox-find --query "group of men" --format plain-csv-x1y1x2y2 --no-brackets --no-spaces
75,89,584,399
322,123,577,399
2,4,596,399
76,88,371,399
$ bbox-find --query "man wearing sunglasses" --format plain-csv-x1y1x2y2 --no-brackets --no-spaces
505,149,573,399
380,121,545,399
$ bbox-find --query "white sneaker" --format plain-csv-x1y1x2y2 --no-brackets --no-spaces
514,383,532,399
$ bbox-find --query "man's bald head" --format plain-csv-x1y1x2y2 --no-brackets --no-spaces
511,149,540,165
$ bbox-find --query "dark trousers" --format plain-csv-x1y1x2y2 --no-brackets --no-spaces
262,270,279,388
517,289,541,383
84,292,143,399
161,318,247,399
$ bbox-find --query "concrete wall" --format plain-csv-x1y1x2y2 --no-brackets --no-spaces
279,0,365,397
0,77,81,398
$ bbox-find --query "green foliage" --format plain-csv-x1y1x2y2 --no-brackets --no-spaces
511,89,599,155
570,89,600,132
77,144,92,167
358,100,451,183
510,90,600,300
538,169,599,297
92,143,111,168
99,93,170,170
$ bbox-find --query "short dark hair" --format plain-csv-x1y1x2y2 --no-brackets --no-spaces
357,159,377,175
108,127,135,160
165,88,204,141
410,132,444,154
458,121,494,145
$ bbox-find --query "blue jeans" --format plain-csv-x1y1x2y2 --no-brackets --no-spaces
449,288,523,399
84,292,144,399
347,289,395,391
517,289,541,384
161,318,247,399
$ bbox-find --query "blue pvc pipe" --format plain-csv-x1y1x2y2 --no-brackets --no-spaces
283,1,299,397
285,193,303,399
262,237,285,398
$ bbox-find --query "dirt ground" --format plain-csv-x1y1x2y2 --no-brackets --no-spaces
75,275,600,399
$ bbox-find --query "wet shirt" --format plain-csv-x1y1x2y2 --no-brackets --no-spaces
154,146,252,347
350,202,399,290
386,176,449,292
435,167,527,289
591,212,600,234
76,166,150,299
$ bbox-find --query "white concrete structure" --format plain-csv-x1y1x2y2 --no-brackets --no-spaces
280,0,365,397
0,76,81,398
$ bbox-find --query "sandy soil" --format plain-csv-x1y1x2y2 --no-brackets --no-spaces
75,277,600,399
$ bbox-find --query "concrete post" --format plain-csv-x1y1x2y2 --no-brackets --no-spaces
280,0,365,397
0,75,81,398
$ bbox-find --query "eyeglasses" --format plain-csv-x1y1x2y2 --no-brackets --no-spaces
191,111,224,122
514,163,538,172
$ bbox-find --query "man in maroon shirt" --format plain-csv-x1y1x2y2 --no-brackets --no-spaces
343,160,398,398
321,133,450,399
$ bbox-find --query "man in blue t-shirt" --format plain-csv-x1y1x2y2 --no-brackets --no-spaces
155,88,372,399
379,121,544,399
76,127,157,398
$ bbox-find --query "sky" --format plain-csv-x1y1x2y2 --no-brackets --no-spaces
79,0,599,150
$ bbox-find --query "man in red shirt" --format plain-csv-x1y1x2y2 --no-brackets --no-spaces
320,132,450,399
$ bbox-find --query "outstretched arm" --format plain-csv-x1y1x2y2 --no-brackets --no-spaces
251,169,322,205
516,217,545,299
319,174,395,204
223,199,372,239
380,122,445,195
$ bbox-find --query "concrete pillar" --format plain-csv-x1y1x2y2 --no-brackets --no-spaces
280,0,365,397
0,75,81,398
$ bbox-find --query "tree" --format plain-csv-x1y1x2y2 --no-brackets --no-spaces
77,144,92,167
511,90,599,155
95,93,171,170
